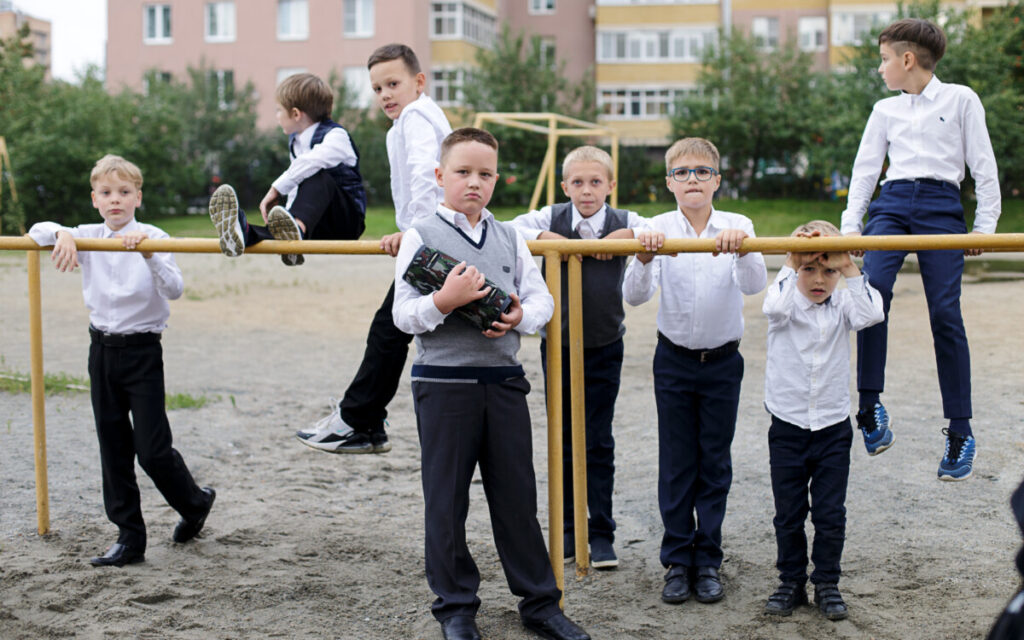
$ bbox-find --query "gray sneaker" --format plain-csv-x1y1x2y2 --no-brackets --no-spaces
209,184,244,257
267,206,304,266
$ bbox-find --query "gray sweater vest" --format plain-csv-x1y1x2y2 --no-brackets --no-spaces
410,213,524,382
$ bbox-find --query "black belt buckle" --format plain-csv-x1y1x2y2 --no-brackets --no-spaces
700,350,711,363
103,332,127,347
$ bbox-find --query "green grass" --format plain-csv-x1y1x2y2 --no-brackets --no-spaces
0,368,215,410
150,197,1024,241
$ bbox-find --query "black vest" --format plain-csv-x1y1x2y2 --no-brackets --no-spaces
289,119,367,215
544,202,628,348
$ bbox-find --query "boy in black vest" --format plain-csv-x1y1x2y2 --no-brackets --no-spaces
209,72,366,266
511,146,659,570
393,128,589,640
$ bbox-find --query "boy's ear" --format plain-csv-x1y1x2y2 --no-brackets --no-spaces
902,49,916,70
91,190,99,209
290,107,303,120
435,166,444,186
560,180,569,197
415,72,426,95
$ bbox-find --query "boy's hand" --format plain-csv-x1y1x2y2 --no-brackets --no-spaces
380,231,404,257
537,231,579,262
714,229,749,256
259,187,281,222
433,261,490,315
786,231,824,268
50,231,79,272
635,230,670,264
821,250,860,277
844,231,864,258
965,230,984,256
119,230,153,259
484,292,523,338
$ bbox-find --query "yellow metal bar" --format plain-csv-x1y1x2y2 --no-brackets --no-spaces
567,257,589,576
27,250,50,535
476,117,552,135
610,136,619,209
529,149,554,213
543,251,565,606
547,115,557,207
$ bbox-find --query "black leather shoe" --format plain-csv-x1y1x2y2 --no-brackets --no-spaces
814,582,848,620
89,543,145,567
523,612,590,640
694,566,724,603
661,565,690,604
440,615,481,640
764,581,807,616
173,487,216,543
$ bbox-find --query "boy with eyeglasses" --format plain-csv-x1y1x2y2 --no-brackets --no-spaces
624,137,766,606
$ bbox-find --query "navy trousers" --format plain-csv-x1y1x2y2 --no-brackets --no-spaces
540,338,623,543
769,415,852,586
243,169,365,245
413,377,562,624
858,179,971,419
88,337,208,551
653,339,743,570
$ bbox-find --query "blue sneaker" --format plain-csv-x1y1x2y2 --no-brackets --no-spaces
937,429,976,481
855,403,895,456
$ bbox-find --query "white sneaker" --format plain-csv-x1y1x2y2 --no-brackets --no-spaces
209,184,245,257
267,206,304,266
295,401,373,454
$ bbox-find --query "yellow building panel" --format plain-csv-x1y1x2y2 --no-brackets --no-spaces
597,63,701,85
431,40,484,65
472,0,497,9
598,118,675,146
596,4,721,25
828,0,896,7
733,0,827,8
829,44,860,67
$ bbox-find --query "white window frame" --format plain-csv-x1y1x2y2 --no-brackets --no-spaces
529,0,555,15
277,0,309,41
598,85,698,120
209,69,235,110
798,16,827,53
751,17,779,51
143,4,172,44
538,36,556,68
431,67,466,106
343,0,374,38
430,2,496,48
342,66,375,108
205,2,236,43
831,10,893,46
598,27,715,63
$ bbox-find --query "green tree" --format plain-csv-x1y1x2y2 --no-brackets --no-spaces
327,69,391,207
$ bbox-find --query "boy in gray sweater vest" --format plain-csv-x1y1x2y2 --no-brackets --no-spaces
392,128,589,640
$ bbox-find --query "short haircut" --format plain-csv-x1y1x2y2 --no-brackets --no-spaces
791,220,840,237
367,43,422,75
440,127,499,166
879,18,946,71
665,137,720,172
275,73,333,122
90,155,143,189
562,146,614,180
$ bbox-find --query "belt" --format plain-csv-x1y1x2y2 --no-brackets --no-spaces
885,178,959,192
89,326,161,347
657,332,739,363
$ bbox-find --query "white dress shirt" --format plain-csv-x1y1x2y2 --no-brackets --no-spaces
271,121,358,209
622,208,767,349
841,75,1001,234
763,266,884,430
509,203,650,239
387,94,453,232
29,220,183,334
393,205,553,336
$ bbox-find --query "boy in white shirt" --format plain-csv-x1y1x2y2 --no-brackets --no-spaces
623,137,767,606
842,18,1000,481
29,155,215,568
762,220,884,621
210,72,366,266
297,44,453,455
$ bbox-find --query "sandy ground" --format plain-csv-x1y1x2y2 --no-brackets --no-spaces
1,247,1023,640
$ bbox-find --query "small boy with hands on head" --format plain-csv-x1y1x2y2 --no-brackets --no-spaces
29,155,215,568
392,128,589,640
762,221,884,621
624,137,767,606
210,72,366,266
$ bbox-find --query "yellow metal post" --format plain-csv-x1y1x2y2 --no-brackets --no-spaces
610,135,619,209
567,257,589,576
544,252,565,605
546,116,557,206
27,249,50,534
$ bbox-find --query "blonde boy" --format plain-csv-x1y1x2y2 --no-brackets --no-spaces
624,137,767,605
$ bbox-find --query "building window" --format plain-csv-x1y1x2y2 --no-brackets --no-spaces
208,69,235,109
431,67,465,106
751,17,779,51
538,36,556,68
342,66,375,108
276,67,307,87
798,16,827,53
831,11,893,46
278,0,309,40
598,28,714,63
598,86,697,120
343,0,374,38
529,0,555,14
142,70,173,95
205,2,236,43
143,4,172,43
430,2,496,48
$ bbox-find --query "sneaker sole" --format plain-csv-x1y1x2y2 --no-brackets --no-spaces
295,434,373,454
209,186,244,257
867,432,895,456
591,558,619,570
938,450,975,481
267,207,304,266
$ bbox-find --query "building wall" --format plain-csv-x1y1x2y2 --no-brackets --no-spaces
501,0,594,86
0,9,52,78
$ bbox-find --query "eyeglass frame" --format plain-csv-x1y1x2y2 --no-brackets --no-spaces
667,166,719,182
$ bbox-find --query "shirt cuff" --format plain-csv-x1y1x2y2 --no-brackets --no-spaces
845,274,866,291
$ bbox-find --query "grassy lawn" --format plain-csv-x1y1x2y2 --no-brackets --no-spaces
151,197,1024,241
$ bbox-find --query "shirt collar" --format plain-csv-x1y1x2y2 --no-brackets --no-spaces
920,74,942,101
571,203,607,234
102,218,139,238
436,203,494,228
676,206,724,236
295,121,318,151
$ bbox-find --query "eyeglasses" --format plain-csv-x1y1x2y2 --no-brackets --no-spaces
668,166,718,182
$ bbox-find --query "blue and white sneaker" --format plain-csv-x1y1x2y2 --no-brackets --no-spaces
937,429,976,481
855,403,895,456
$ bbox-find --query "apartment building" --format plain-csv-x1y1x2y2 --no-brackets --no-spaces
0,1,52,78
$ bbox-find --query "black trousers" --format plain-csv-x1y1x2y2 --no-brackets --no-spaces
540,338,622,543
769,415,852,585
244,170,365,245
339,281,413,433
88,337,208,550
413,377,562,624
